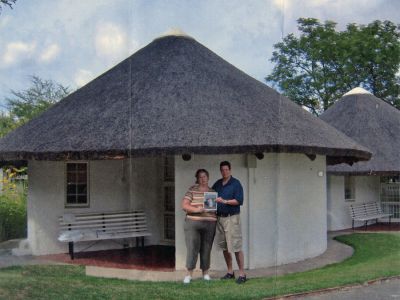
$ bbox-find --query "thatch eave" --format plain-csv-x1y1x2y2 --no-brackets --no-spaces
328,170,400,176
0,143,371,165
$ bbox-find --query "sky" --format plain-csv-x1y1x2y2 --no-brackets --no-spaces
0,0,399,108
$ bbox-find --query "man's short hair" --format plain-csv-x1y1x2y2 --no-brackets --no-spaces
220,161,231,170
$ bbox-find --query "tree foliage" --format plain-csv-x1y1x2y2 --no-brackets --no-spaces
0,112,17,137
1,76,70,137
266,18,400,115
0,0,16,14
0,166,27,242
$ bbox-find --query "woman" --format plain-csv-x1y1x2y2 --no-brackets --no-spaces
181,169,217,284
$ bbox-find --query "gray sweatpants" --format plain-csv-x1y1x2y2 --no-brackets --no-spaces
184,219,216,271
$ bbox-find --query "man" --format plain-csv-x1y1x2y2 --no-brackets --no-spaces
213,161,246,284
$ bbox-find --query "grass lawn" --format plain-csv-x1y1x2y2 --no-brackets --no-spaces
0,233,399,299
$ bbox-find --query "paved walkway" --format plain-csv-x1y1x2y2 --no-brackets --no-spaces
295,278,400,300
0,239,64,269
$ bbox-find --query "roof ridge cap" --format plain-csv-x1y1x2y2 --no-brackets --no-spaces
155,28,194,40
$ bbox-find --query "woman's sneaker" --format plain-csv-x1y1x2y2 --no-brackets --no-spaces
203,274,211,281
183,275,191,284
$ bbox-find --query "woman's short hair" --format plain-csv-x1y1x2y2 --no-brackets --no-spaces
195,169,209,183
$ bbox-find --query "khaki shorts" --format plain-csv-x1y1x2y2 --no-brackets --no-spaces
216,214,242,252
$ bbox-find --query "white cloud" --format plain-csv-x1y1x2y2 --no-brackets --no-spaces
2,41,36,66
74,69,94,87
95,22,129,60
210,1,281,39
39,43,60,62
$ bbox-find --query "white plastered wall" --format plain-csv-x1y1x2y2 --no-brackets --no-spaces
327,175,380,230
174,153,327,270
27,158,163,255
28,152,327,266
127,157,164,245
275,153,327,264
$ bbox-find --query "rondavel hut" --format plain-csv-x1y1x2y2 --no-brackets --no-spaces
321,87,400,230
0,32,371,271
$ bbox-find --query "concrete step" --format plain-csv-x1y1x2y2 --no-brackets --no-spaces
0,249,11,255
0,239,23,250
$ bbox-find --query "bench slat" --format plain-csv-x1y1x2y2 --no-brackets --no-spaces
59,216,146,226
78,231,151,242
98,225,147,232
60,221,147,230
60,224,148,232
58,212,146,222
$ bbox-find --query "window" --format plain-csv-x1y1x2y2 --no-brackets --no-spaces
164,214,175,240
344,175,355,201
163,156,174,182
66,162,89,207
164,186,175,212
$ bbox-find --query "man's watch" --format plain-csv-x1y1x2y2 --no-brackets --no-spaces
223,200,227,204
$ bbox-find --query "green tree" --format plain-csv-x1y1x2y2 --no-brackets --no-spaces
0,0,16,14
1,76,70,137
0,112,17,137
266,18,400,115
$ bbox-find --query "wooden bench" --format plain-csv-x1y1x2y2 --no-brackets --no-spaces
349,202,392,230
58,210,151,259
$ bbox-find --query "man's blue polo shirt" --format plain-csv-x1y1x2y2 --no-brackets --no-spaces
212,176,243,215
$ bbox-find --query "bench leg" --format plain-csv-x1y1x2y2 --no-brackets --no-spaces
352,220,354,230
364,220,368,230
68,242,74,260
141,236,145,247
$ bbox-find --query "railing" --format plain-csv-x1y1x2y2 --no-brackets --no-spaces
381,202,399,219
380,183,400,219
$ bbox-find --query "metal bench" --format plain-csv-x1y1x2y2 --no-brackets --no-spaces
349,202,392,230
58,210,151,259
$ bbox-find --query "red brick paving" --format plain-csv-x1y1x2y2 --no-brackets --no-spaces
39,245,175,271
358,223,400,231
335,222,400,232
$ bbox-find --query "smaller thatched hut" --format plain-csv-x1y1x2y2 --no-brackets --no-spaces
321,87,400,230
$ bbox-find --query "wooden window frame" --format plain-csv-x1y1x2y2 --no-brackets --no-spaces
65,161,90,208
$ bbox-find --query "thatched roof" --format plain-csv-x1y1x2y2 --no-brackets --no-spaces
0,34,371,164
321,88,400,175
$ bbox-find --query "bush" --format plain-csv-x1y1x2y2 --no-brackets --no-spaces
0,166,28,242
0,191,27,242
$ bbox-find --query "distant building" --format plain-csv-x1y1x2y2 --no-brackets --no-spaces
321,88,399,230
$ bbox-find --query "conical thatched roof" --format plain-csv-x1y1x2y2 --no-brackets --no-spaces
321,88,400,175
0,34,371,164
